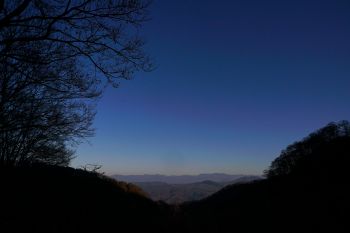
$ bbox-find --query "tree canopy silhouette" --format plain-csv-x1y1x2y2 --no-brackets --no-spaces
0,0,152,166
265,120,350,178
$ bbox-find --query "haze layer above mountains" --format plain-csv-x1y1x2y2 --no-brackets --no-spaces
112,173,259,184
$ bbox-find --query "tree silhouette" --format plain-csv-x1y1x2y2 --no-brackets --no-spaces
0,49,98,165
264,120,350,178
0,0,152,166
0,0,152,81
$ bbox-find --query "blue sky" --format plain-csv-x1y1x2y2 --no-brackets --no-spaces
72,0,350,175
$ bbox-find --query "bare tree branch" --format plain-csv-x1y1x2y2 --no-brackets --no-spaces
0,0,152,166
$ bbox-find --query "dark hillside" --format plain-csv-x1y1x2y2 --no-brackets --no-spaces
0,164,171,233
1,122,349,233
179,123,350,233
181,175,349,233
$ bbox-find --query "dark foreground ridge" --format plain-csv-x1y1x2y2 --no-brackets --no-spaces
1,121,350,233
0,164,171,233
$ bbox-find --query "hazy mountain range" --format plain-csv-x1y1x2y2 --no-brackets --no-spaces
111,173,259,184
111,174,262,203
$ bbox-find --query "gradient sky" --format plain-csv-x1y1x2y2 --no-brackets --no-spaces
72,0,350,175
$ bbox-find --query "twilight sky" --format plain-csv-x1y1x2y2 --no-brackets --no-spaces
72,0,350,175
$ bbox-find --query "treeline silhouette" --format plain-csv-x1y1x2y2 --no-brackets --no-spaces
1,121,349,233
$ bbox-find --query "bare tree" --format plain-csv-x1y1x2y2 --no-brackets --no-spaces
0,0,152,81
0,0,152,166
0,47,95,165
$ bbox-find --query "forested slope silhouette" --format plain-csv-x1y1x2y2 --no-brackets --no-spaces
1,121,349,233
180,121,350,233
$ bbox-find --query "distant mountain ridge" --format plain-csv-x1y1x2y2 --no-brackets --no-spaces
134,176,262,203
111,174,262,203
111,173,260,184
